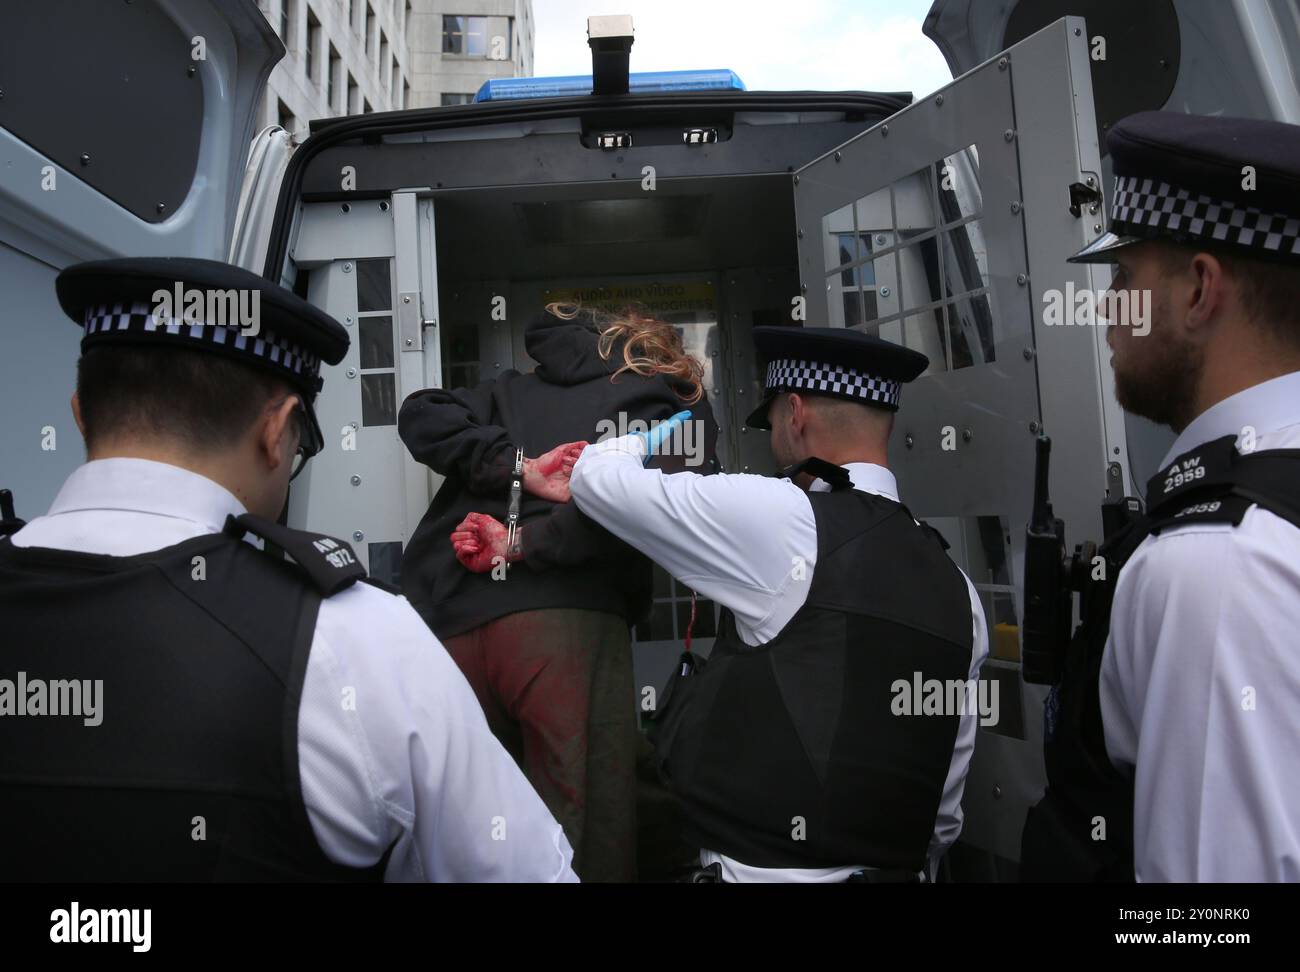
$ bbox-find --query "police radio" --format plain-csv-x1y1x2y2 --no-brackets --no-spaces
1021,436,1142,686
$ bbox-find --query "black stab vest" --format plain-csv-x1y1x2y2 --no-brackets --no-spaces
0,514,384,882
647,483,975,871
1020,437,1300,882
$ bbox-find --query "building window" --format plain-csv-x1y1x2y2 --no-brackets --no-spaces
276,98,294,133
364,3,374,55
346,0,354,31
363,99,372,114
327,43,340,111
403,78,410,110
391,69,401,106
279,0,292,43
305,6,321,84
380,31,389,86
442,15,481,54
347,72,358,115
403,0,411,35
440,93,474,106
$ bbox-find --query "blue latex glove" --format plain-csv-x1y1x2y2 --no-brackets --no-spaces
635,410,692,465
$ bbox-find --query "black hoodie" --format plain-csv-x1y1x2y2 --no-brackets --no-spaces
398,310,718,640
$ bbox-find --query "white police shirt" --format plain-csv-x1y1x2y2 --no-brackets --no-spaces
570,436,989,883
1100,370,1300,882
11,458,577,883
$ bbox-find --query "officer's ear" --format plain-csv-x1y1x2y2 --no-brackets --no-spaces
786,392,809,436
1180,249,1230,336
70,392,86,439
258,394,301,472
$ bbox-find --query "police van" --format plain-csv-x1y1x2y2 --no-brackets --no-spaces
3,0,1296,880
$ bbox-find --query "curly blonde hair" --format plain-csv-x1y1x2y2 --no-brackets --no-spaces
545,301,705,404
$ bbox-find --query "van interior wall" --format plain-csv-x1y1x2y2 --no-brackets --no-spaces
432,175,802,474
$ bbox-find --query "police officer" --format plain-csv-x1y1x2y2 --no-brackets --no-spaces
566,327,989,882
0,257,576,882
1021,112,1300,882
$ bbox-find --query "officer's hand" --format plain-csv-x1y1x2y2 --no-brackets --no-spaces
522,441,588,503
451,512,514,573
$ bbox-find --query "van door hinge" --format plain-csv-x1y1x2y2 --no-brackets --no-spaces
398,290,422,351
1068,180,1102,218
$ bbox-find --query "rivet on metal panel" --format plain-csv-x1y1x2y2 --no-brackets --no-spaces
881,125,889,136
1004,129,1015,142
343,262,353,272
793,175,800,186
1011,202,1022,215
353,531,364,541
345,316,353,325
346,368,357,378
797,229,804,239
1089,203,1099,214
834,151,842,162
935,94,944,106
1094,224,1103,233
962,428,972,443
1108,462,1122,480
1086,176,1097,188
156,203,166,214
1074,27,1082,36
341,203,351,213
1029,420,1041,434
1023,347,1035,361
350,475,361,486
993,784,1003,799
403,295,411,303
879,286,891,298
875,234,886,245
79,154,91,166
1016,273,1028,285
904,433,914,449
998,57,1008,70
405,338,413,346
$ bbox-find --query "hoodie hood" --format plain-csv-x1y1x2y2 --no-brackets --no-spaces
524,310,621,386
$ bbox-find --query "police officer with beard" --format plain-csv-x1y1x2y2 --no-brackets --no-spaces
0,258,576,882
1021,112,1300,882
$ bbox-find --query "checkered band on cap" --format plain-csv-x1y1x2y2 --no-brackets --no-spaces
1111,174,1300,257
765,358,901,408
81,300,322,388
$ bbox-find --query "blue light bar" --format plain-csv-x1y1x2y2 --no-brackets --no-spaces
474,69,746,102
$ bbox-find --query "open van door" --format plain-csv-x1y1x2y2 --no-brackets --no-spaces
791,16,1121,878
0,0,282,520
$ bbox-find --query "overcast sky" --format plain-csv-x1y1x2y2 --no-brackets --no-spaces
532,0,954,98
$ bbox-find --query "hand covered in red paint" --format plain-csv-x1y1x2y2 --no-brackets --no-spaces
451,512,522,573
522,441,588,503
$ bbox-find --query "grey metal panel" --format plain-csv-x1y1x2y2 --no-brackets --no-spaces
291,257,410,565
795,34,1036,520
0,0,203,221
0,246,81,522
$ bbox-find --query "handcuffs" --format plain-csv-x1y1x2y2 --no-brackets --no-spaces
504,447,524,571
